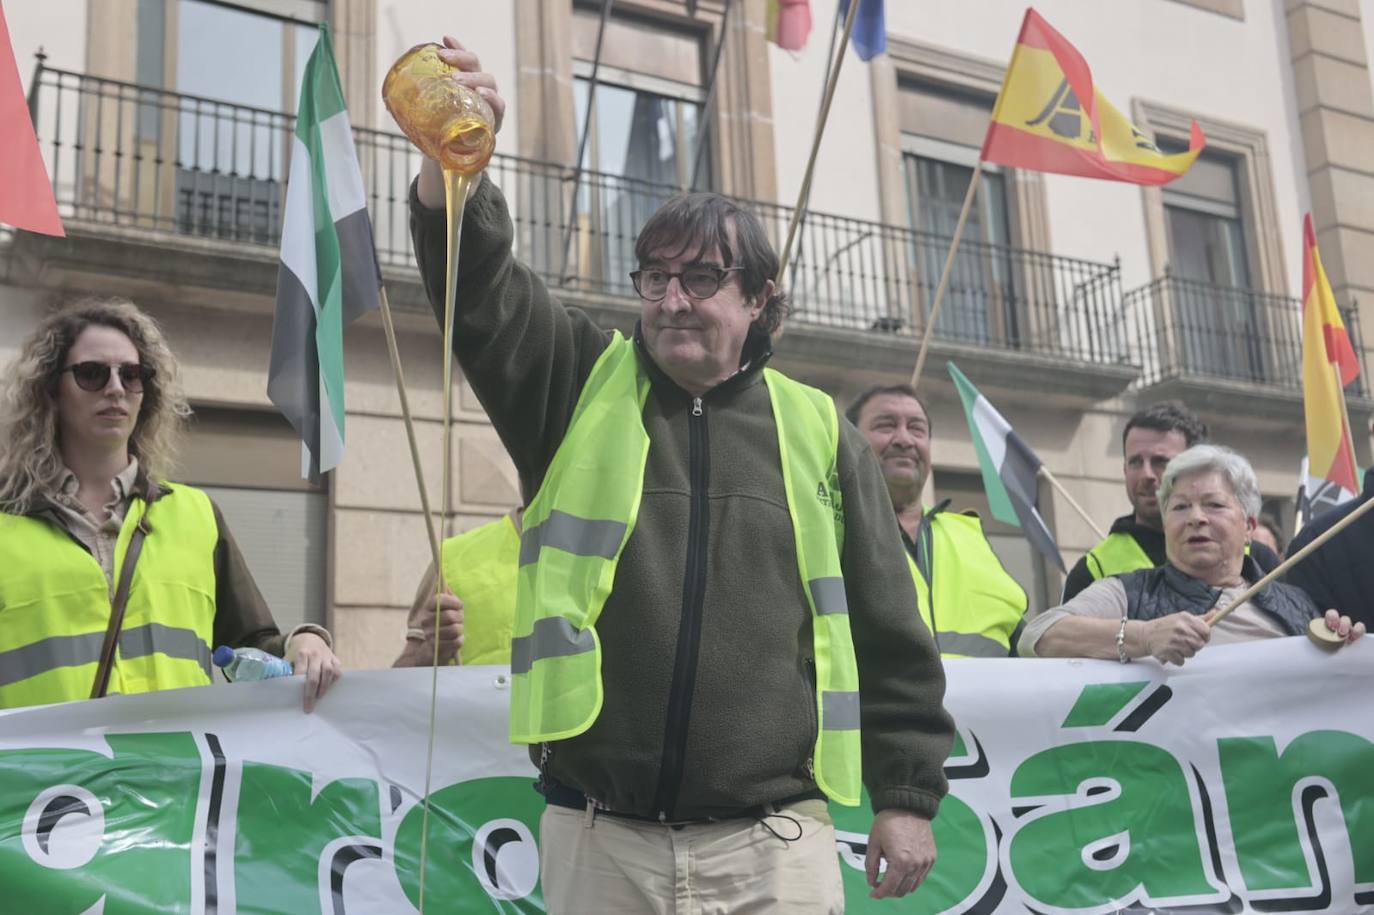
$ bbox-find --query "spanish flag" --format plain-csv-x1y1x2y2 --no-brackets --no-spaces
1301,214,1362,495
981,8,1204,185
766,0,811,51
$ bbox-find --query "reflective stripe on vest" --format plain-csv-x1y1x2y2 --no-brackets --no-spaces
0,483,218,709
438,515,520,666
508,333,862,806
509,334,649,743
766,365,861,806
908,513,1026,659
1085,531,1153,581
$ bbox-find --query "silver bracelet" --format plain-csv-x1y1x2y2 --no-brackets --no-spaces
1116,616,1131,664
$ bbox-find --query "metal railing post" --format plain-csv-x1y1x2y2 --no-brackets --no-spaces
26,48,46,121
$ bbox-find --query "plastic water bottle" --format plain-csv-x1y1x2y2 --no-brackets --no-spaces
212,646,294,682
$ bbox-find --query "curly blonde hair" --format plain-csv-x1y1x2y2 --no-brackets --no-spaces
0,297,192,514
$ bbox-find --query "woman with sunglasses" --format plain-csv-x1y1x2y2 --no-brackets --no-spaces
0,298,341,711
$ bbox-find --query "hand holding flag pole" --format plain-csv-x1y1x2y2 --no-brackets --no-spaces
910,7,1206,388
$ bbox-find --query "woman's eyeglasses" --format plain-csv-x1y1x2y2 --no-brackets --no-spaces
61,362,155,393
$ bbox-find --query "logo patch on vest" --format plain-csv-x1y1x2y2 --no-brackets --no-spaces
817,475,844,526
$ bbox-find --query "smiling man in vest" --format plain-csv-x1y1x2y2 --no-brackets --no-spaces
849,385,1028,658
403,38,953,914
1060,401,1209,602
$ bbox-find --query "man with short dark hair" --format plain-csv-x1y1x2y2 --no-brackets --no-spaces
849,385,1028,658
1060,401,1208,601
402,39,953,913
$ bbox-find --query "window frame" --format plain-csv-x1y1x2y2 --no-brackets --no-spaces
512,0,775,200
1133,100,1287,297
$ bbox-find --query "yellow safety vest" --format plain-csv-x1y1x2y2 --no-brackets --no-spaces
509,333,863,806
1085,531,1154,581
438,515,519,666
0,483,218,709
907,510,1026,658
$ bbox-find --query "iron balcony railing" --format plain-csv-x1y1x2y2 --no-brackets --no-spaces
1124,274,1370,397
26,59,1129,366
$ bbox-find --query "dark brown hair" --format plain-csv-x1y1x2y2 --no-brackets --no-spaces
1122,400,1208,451
846,384,931,432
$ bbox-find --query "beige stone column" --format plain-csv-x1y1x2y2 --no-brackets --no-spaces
1286,1,1374,356
331,0,377,128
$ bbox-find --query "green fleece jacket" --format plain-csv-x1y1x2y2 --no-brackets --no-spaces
410,178,953,820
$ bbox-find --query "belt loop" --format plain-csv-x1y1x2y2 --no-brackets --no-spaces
584,798,597,828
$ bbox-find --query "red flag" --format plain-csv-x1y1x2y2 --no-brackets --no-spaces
0,4,63,236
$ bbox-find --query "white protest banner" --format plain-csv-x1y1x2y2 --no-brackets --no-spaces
1,638,1371,913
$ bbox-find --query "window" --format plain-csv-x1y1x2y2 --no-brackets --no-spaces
1163,147,1250,287
135,0,322,242
899,82,1021,347
1161,145,1269,382
1131,102,1290,391
569,5,707,290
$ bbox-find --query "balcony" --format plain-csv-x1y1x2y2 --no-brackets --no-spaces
17,61,1135,396
1124,274,1373,415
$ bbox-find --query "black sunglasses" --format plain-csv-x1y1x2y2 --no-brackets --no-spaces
61,361,155,393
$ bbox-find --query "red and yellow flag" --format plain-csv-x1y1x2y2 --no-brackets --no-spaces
981,8,1205,185
1301,214,1361,494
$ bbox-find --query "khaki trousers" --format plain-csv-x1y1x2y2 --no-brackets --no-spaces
539,799,845,914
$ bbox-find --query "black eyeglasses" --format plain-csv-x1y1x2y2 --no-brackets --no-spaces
61,361,155,393
630,265,743,302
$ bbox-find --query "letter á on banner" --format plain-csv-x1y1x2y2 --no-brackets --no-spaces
1002,727,1230,910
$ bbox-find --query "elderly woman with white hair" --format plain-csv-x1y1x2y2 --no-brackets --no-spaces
1021,444,1364,664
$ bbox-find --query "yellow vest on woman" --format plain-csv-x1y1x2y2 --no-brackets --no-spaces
508,334,863,806
0,483,218,709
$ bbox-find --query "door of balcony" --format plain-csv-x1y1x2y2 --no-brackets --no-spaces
905,155,1019,348
1165,204,1263,382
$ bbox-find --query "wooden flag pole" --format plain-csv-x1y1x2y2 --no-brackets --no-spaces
377,286,443,576
776,0,861,282
1208,493,1374,628
1037,465,1106,541
910,160,983,388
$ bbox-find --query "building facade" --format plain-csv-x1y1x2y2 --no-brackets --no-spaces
5,0,1373,668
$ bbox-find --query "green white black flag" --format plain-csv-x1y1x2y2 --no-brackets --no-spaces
269,24,380,481
948,362,1064,571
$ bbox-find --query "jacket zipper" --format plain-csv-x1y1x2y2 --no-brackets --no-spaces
652,394,710,821
803,656,818,780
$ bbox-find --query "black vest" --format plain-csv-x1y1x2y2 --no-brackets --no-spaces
1119,558,1316,637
